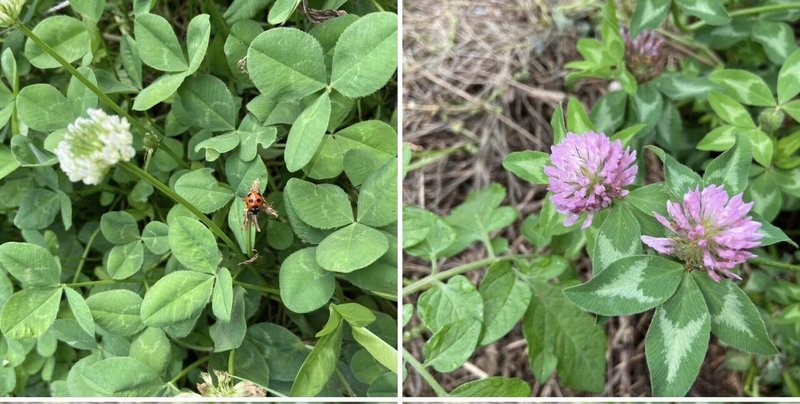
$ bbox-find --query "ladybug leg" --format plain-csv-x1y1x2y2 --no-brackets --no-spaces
241,207,250,230
264,203,278,218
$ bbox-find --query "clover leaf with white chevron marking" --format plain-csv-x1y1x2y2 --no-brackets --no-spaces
645,272,711,396
590,202,642,274
693,272,777,355
564,255,684,316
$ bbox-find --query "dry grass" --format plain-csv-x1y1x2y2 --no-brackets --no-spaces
402,0,740,397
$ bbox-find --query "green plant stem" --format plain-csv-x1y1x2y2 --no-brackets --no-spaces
66,279,141,288
368,0,384,12
670,2,688,32
118,161,244,260
403,255,516,296
16,22,188,169
168,355,210,385
227,349,235,374
169,336,213,352
232,280,279,296
784,371,800,396
657,28,722,66
72,226,101,283
687,3,800,31
750,257,800,272
403,348,448,397
334,367,356,397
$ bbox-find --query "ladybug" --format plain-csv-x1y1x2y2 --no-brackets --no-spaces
241,179,278,232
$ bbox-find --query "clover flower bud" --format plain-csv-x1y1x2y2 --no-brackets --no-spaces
543,131,638,228
641,185,763,282
758,108,785,134
621,28,666,83
143,132,160,152
55,109,135,185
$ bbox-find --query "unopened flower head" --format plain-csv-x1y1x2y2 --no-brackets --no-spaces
55,109,135,185
641,185,763,282
0,0,24,27
622,28,663,57
621,28,666,82
543,131,637,229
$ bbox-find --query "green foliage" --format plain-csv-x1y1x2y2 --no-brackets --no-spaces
409,1,800,391
485,0,800,397
404,184,607,395
0,0,397,398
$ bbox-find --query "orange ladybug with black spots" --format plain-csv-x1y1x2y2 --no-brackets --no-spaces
241,179,277,232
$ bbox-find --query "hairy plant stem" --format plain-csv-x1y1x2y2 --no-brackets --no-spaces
669,2,688,32
656,28,722,66
687,3,800,31
750,257,800,272
118,161,245,260
403,255,520,296
168,355,210,385
403,348,448,397
16,22,188,168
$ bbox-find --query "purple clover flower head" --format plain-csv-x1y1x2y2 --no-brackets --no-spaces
543,131,637,229
641,185,763,282
621,28,663,58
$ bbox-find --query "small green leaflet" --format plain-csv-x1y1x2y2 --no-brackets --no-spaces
646,145,702,198
423,318,482,372
708,69,775,107
524,280,606,393
290,307,343,397
629,0,671,38
478,261,532,345
693,272,777,355
0,287,62,339
417,275,483,332
450,376,532,397
502,151,550,185
703,133,751,195
778,48,800,103
674,0,730,26
591,203,642,274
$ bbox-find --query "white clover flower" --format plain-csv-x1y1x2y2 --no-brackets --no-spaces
55,108,135,185
0,0,24,27
195,370,265,397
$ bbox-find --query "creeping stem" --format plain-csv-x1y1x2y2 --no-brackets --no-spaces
403,348,449,397
403,255,519,296
16,23,188,168
750,257,800,272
